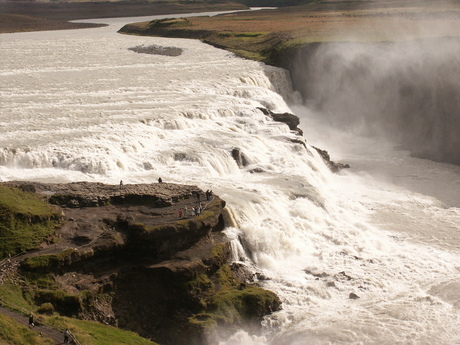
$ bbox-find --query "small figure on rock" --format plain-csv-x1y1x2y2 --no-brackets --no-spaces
194,203,202,215
119,180,123,190
28,312,34,328
178,208,183,218
63,329,70,343
158,177,163,183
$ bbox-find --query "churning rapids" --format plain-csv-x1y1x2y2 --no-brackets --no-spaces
1,13,459,345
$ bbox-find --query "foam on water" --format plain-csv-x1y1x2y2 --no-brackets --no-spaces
0,16,459,345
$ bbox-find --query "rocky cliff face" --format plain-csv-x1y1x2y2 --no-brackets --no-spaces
1,181,280,345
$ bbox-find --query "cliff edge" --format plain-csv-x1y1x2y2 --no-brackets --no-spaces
0,181,281,345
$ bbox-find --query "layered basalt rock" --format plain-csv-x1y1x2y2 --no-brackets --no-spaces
1,181,280,345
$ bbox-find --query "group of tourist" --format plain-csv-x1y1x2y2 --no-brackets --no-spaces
178,190,214,219
29,312,70,343
117,179,212,220
179,204,202,218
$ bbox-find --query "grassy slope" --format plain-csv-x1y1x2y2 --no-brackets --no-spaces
0,313,54,345
0,313,159,345
120,0,460,64
0,186,63,258
47,316,159,345
0,280,160,345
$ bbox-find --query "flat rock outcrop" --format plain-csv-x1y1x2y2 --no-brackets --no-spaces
1,181,280,345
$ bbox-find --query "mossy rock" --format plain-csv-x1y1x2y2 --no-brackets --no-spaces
187,285,280,341
37,302,54,315
207,286,280,323
185,263,281,339
33,289,81,316
20,249,76,274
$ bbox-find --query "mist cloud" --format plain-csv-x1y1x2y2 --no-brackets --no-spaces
289,37,460,165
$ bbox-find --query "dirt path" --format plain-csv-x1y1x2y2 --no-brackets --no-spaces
0,305,68,344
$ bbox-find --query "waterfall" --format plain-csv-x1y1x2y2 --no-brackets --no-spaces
1,16,459,345
287,38,460,165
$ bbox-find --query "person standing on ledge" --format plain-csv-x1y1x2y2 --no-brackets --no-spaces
119,180,123,190
158,177,162,183
28,312,34,328
63,329,70,343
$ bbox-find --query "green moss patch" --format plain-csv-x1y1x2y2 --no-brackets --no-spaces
21,249,76,274
186,263,280,335
0,186,63,259
208,286,279,323
33,290,80,316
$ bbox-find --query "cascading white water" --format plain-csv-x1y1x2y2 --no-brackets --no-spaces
1,14,459,345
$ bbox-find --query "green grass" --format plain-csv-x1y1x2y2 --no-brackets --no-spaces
0,186,63,259
208,286,279,321
46,316,159,345
0,313,54,345
0,283,34,315
188,284,280,330
0,186,54,216
0,312,159,345
21,249,76,273
0,280,158,345
186,263,280,334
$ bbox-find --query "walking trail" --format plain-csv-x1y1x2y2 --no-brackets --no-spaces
0,304,69,344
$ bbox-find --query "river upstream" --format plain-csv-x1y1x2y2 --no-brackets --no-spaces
0,13,459,345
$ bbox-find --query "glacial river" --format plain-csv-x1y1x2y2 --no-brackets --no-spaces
0,13,459,345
